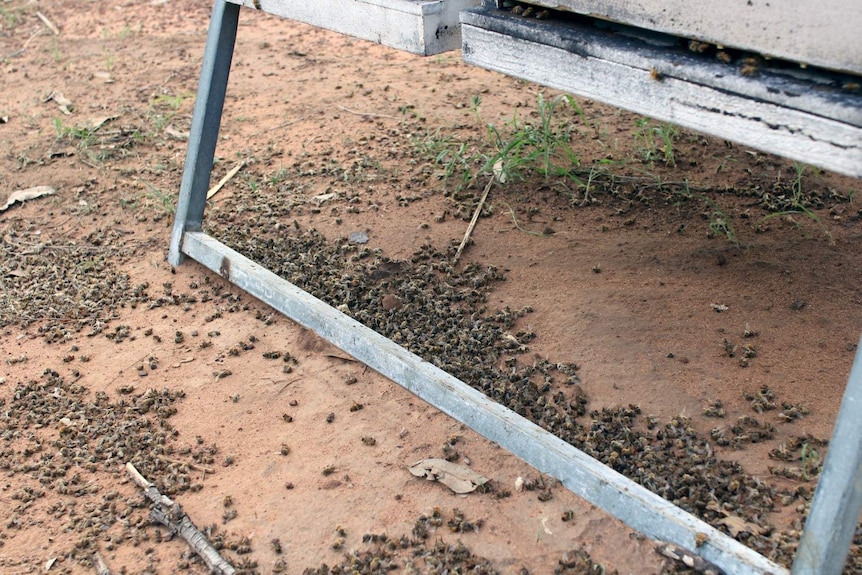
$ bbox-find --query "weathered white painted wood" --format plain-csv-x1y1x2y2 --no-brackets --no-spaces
227,0,480,55
460,10,862,178
518,0,862,75
181,230,787,575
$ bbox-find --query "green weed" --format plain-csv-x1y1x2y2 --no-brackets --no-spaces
141,182,176,214
634,119,678,166
800,442,821,481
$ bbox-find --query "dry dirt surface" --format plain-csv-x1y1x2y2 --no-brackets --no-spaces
1,1,862,574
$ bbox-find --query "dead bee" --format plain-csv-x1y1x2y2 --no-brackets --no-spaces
271,538,283,554
740,57,761,77
280,443,290,456
349,402,364,412
688,40,710,53
322,465,336,476
716,51,732,64
361,436,376,446
521,6,534,17
325,412,335,423
649,67,663,81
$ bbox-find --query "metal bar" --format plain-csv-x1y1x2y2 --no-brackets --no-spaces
168,0,240,267
179,229,788,575
791,334,862,575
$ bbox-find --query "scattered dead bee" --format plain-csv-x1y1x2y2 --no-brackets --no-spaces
649,67,663,81
263,351,282,359
740,57,761,77
511,5,524,15
326,412,335,423
843,82,860,92
703,400,726,418
344,375,358,385
361,436,376,446
223,495,233,507
349,401,364,412
447,508,484,532
521,6,534,17
282,413,293,422
561,509,575,522
336,525,346,537
280,443,290,456
535,9,549,19
222,509,237,523
322,465,336,476
688,40,710,53
271,538,283,554
716,51,732,64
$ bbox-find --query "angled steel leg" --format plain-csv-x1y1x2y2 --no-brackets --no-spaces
168,0,240,267
792,334,862,575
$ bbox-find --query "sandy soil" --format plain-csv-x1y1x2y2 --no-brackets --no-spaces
1,1,861,574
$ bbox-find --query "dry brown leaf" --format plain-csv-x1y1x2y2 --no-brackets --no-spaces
85,115,118,131
1,186,56,212
408,458,488,494
46,91,73,115
717,515,766,537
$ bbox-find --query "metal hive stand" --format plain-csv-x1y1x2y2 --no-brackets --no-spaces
169,2,862,574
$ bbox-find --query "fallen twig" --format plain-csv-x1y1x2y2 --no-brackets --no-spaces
249,116,305,138
207,160,245,200
336,105,400,120
155,454,215,475
276,376,303,395
453,177,494,265
93,551,112,575
503,202,546,237
125,462,235,575
324,353,357,363
36,11,60,35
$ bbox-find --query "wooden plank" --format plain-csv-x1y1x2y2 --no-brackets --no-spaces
181,230,788,575
460,9,862,178
226,0,480,55
516,0,862,75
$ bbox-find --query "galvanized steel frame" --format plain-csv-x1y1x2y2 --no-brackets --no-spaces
168,2,862,574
